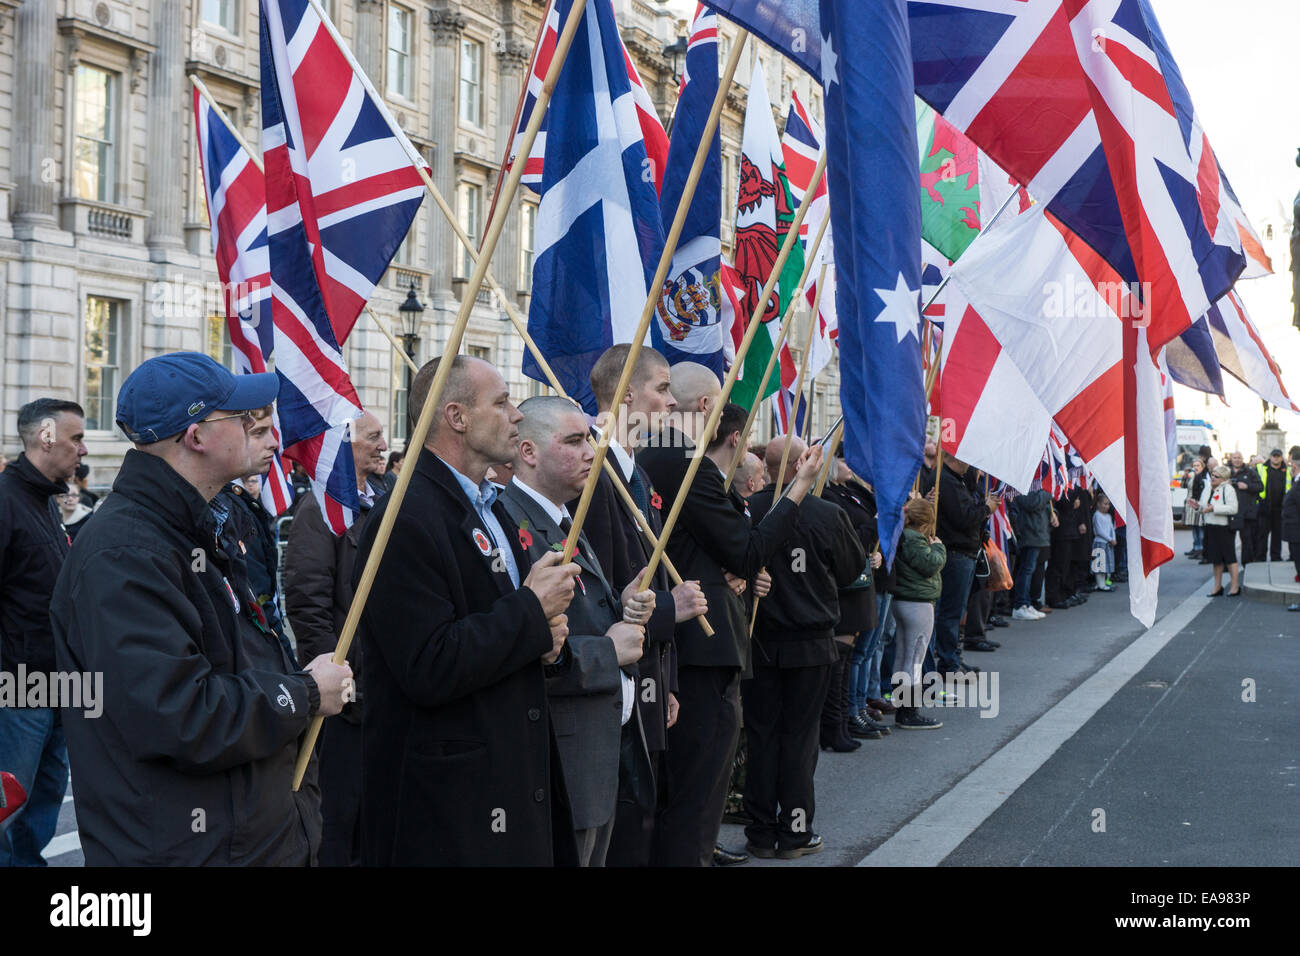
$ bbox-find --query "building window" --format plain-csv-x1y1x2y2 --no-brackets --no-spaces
459,38,484,127
467,345,491,362
392,354,410,445
202,0,238,33
84,297,122,432
387,5,413,100
206,314,234,369
394,227,414,266
74,66,118,203
458,182,482,278
519,203,536,293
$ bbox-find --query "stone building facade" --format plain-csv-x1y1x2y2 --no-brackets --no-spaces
0,0,840,487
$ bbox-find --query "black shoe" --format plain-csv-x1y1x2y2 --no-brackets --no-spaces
821,734,861,752
776,834,824,859
963,639,998,652
1066,594,1085,606
848,713,884,739
895,709,944,730
1226,589,1242,597
1197,557,1211,564
983,638,1002,648
989,616,1010,628
717,842,759,868
1048,600,1071,610
1184,548,1198,556
739,843,773,861
1208,588,1224,597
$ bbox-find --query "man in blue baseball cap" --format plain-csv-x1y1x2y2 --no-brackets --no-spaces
49,352,352,865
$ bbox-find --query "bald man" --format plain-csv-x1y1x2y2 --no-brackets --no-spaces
638,362,825,866
355,356,581,865
737,452,767,499
743,436,864,858
284,409,389,866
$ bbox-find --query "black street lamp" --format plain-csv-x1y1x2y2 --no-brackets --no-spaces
663,35,689,83
397,280,424,359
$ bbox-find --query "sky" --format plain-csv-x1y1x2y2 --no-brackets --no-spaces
658,0,1300,454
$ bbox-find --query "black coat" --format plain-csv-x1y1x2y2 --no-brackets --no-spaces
1231,464,1263,521
0,454,70,673
820,480,879,631
1282,479,1300,542
214,482,285,637
50,450,320,866
575,459,677,752
354,451,573,866
922,463,987,557
748,488,865,666
283,479,385,724
638,430,799,673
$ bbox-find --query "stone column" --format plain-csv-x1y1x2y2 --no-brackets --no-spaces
427,8,466,306
12,0,59,226
493,40,532,303
354,0,386,82
146,0,185,257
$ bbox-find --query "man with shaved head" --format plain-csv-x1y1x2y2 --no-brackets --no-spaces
355,356,581,865
501,396,654,865
737,452,767,499
744,434,864,858
638,361,826,866
283,408,389,865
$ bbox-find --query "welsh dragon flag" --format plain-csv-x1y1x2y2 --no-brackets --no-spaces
730,61,803,410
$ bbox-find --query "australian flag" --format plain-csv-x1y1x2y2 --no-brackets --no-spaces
652,4,727,378
524,0,667,414
821,0,925,564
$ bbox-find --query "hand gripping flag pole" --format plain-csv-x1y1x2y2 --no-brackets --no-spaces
557,29,752,573
722,209,830,492
292,0,592,791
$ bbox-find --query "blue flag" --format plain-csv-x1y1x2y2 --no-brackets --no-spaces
820,0,924,565
698,1,821,81
653,5,728,378
525,0,667,414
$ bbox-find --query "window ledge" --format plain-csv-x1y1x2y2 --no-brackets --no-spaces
58,198,150,242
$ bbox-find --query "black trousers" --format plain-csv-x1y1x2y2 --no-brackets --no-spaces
1071,534,1093,590
1258,508,1284,562
318,716,362,867
1030,548,1048,606
1045,533,1077,604
741,662,832,851
964,586,993,640
1237,519,1257,566
606,736,662,867
652,665,741,867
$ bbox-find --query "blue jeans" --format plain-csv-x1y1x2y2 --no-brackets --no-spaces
875,611,896,700
932,550,977,672
0,706,68,866
850,592,893,711
1012,546,1041,608
1191,523,1204,551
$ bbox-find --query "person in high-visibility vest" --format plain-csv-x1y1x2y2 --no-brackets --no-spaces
1256,449,1293,563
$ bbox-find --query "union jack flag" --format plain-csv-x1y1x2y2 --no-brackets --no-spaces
498,0,669,204
192,88,294,516
909,0,1265,352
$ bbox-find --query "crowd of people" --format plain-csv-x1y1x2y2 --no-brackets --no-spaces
3,346,1299,867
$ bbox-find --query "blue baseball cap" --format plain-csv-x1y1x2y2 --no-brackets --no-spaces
116,352,279,444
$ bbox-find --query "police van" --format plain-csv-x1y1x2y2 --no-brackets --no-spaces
1170,419,1220,523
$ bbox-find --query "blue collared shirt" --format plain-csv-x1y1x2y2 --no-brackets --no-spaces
439,456,521,588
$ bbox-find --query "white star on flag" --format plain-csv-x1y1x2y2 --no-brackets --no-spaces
821,31,838,90
874,272,921,344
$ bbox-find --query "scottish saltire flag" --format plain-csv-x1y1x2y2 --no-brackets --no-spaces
524,0,667,414
501,0,668,199
907,0,1258,352
821,0,924,565
193,89,294,516
261,0,364,533
653,4,728,377
730,60,803,411
258,0,425,344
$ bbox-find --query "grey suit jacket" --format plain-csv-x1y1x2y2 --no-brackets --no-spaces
500,480,625,831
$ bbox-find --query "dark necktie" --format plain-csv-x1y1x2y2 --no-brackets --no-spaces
560,515,581,559
628,467,650,517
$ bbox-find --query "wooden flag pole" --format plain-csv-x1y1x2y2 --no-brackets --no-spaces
746,266,826,637
813,417,844,497
291,0,592,791
639,149,829,595
558,29,751,572
722,209,830,492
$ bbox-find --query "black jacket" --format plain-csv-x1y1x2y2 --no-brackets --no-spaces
214,482,284,638
0,454,71,674
283,478,385,724
1282,479,1300,542
50,450,321,866
574,459,678,752
638,430,800,673
748,488,865,666
1231,464,1263,521
355,451,574,866
922,463,988,558
821,479,879,628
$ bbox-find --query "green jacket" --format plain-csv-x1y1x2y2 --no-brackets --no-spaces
893,528,947,603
